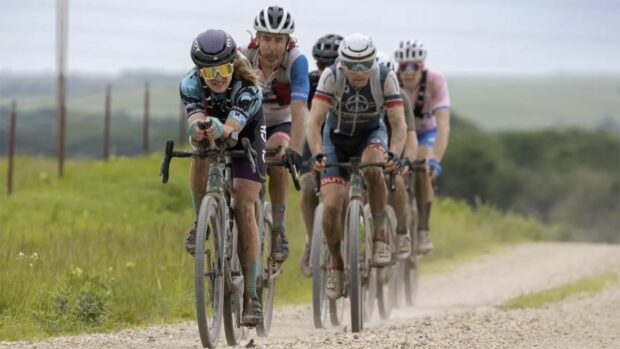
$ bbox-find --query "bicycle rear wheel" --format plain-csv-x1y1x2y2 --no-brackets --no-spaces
195,195,224,348
376,206,397,319
223,223,247,346
404,192,420,306
311,203,329,328
257,201,275,337
345,200,364,332
362,204,376,321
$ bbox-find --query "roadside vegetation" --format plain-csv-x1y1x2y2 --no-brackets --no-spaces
500,272,619,309
0,155,555,341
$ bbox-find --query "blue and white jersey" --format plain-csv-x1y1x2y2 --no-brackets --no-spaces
179,68,262,129
314,63,403,136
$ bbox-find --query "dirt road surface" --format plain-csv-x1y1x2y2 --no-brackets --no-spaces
3,242,619,349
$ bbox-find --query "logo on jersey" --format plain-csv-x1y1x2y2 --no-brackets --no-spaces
260,125,267,143
344,93,370,112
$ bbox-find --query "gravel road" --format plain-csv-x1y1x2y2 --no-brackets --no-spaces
3,242,619,349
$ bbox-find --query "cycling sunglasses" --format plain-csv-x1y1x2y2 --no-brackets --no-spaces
199,62,234,80
342,60,374,73
399,62,423,72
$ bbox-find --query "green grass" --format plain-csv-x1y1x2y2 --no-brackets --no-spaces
0,155,555,341
499,272,619,310
449,75,620,130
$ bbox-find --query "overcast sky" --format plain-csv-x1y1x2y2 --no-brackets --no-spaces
1,0,619,75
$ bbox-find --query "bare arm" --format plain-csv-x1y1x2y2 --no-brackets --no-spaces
289,99,306,153
222,119,241,139
307,99,330,156
404,130,418,161
386,106,407,156
433,108,450,161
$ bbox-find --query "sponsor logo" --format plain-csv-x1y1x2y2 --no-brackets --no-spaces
344,93,370,112
320,176,347,186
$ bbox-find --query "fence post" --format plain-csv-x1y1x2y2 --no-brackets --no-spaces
179,99,186,144
104,83,111,161
56,0,68,177
143,81,150,155
7,100,17,195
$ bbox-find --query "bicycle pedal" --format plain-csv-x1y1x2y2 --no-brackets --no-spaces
239,318,261,327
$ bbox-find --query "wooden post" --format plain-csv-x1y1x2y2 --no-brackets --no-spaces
179,99,186,143
7,100,17,195
103,83,111,161
143,81,150,155
56,0,68,177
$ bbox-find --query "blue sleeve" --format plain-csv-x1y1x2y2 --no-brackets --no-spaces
290,54,309,102
179,69,206,118
228,81,262,129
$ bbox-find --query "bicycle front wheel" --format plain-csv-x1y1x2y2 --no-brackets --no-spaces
257,201,275,337
195,195,225,348
404,191,420,306
376,206,398,319
345,199,364,333
223,223,247,346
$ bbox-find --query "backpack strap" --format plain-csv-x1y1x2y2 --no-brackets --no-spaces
369,65,384,110
413,69,428,118
333,65,347,104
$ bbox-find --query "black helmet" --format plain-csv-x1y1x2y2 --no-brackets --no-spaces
312,34,343,65
190,29,237,67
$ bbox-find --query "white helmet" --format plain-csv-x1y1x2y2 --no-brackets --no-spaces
338,33,376,62
253,5,295,34
394,40,427,62
375,51,397,72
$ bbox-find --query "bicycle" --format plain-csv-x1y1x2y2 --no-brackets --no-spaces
375,159,428,317
400,159,427,306
159,131,300,348
310,157,395,332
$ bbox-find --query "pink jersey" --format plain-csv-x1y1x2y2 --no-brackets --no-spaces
403,70,450,133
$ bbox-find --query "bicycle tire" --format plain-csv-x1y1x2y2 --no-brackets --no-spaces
310,203,329,328
195,195,225,348
223,223,247,345
256,201,275,337
346,199,364,332
362,204,376,321
376,206,397,320
404,192,420,306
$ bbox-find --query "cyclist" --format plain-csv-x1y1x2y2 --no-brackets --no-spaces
307,33,407,300
180,29,265,325
375,51,418,258
299,33,343,277
240,5,309,264
394,40,451,254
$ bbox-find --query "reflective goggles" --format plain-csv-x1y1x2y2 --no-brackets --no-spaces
399,62,423,73
342,60,374,73
199,62,234,80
